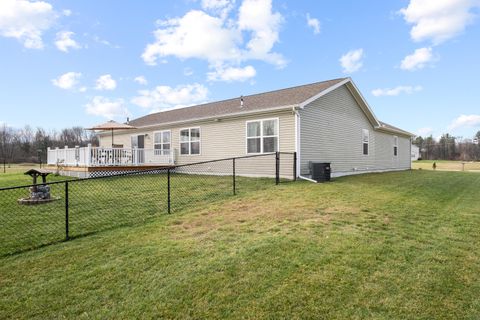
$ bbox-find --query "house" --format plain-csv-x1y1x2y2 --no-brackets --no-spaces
47,77,413,178
100,77,413,177
411,145,420,161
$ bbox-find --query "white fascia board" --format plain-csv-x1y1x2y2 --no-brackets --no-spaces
375,126,415,137
298,78,351,109
345,79,382,128
298,77,382,130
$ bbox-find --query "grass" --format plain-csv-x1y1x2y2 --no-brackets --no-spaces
0,171,273,256
1,170,480,318
0,163,69,188
413,159,480,172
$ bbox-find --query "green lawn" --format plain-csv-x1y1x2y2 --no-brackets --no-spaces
0,163,69,188
0,172,273,256
1,170,480,319
413,159,480,172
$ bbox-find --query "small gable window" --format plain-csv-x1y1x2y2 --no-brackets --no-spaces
362,129,369,155
393,136,398,156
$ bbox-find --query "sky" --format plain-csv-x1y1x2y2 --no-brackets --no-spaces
1,0,480,140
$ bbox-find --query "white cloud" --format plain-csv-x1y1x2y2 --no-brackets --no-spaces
207,65,256,82
131,83,208,111
339,48,364,73
51,72,82,90
142,0,285,80
417,127,434,136
400,47,434,71
92,35,120,49
306,13,320,34
238,0,285,66
85,96,130,119
95,74,117,91
55,31,81,52
399,0,480,45
371,85,423,97
0,0,58,49
62,9,72,16
184,67,194,76
142,10,241,66
201,0,235,19
448,114,480,131
134,76,148,85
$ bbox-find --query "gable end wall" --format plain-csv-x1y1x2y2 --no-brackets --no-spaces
299,85,410,176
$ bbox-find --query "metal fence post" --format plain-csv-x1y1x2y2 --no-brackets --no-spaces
275,152,280,185
233,158,236,195
293,152,297,181
65,181,69,240
167,168,171,214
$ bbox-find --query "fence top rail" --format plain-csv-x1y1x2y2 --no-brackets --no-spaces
1,152,296,191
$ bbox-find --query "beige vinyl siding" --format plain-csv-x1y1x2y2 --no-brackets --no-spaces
299,84,410,176
99,110,296,178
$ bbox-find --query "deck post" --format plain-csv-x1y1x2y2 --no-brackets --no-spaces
64,146,68,165
86,143,92,166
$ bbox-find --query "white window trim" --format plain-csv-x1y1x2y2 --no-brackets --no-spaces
393,135,398,157
245,117,280,154
179,127,201,156
362,129,369,156
153,130,171,155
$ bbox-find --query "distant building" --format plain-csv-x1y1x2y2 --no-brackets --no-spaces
411,145,420,161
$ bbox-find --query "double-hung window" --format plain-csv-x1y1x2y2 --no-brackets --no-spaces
362,129,369,155
393,136,398,156
180,128,200,155
154,131,171,155
246,118,279,154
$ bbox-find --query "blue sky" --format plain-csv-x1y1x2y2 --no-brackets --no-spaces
1,0,480,140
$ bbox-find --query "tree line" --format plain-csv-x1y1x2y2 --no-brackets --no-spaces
414,131,480,161
0,124,99,164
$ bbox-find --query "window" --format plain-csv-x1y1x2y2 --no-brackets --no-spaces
362,129,369,155
246,118,279,154
154,131,171,155
180,128,200,155
393,136,398,156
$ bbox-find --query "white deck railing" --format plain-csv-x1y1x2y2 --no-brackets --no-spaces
47,144,175,167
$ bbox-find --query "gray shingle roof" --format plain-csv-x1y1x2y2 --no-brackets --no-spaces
128,78,347,128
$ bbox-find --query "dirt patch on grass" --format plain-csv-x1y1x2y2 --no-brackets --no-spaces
167,189,362,242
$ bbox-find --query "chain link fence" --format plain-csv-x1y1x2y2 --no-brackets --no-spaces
0,152,296,256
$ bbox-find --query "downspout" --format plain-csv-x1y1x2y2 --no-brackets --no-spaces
294,106,316,183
